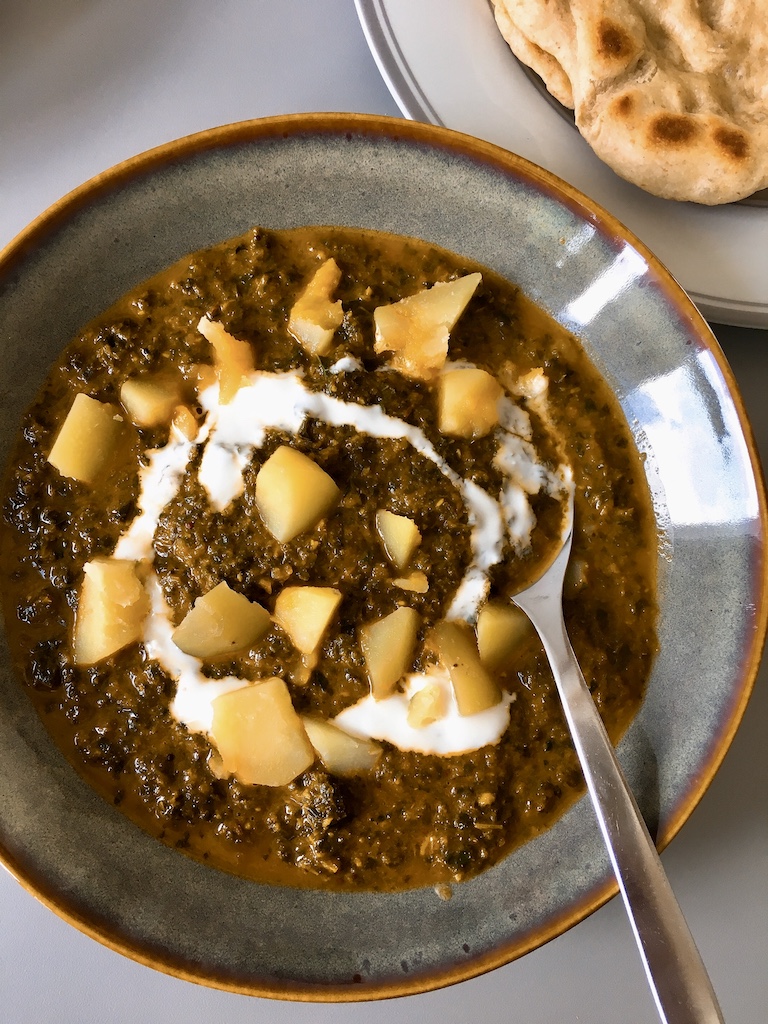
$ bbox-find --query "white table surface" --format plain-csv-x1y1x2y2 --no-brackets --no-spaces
1,3,766,1022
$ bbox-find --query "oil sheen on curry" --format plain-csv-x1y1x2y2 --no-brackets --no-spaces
0,226,658,892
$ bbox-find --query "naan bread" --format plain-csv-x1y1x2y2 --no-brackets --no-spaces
491,0,768,204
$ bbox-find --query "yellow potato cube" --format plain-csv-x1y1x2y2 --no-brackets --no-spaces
301,717,381,776
192,362,217,396
255,445,340,543
73,558,149,665
392,570,429,593
476,602,532,671
197,317,254,403
375,510,421,571
407,681,447,728
373,272,481,381
172,581,270,659
288,258,344,356
210,678,315,787
274,586,342,655
120,372,182,428
431,619,501,716
360,606,420,700
47,393,125,484
438,367,503,438
170,404,199,441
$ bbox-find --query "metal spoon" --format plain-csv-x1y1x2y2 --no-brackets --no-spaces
511,490,724,1024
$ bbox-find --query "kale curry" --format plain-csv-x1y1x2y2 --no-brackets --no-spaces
0,226,658,892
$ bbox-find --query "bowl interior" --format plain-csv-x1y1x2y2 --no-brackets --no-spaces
0,114,764,1000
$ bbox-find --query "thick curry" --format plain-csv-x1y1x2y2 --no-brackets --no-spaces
0,226,657,892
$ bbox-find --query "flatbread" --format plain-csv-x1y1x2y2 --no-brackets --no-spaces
492,0,574,107
491,0,768,204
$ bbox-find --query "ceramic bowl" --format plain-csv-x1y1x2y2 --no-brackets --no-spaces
0,113,765,1000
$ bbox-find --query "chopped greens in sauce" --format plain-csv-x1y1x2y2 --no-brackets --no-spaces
0,226,657,891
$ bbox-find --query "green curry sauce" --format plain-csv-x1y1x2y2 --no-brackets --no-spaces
0,226,658,892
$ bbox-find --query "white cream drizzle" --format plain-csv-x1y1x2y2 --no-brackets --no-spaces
334,669,515,755
179,369,514,621
143,574,244,732
114,423,207,563
106,343,567,758
328,355,363,374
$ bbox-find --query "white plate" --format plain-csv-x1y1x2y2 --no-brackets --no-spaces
355,0,768,329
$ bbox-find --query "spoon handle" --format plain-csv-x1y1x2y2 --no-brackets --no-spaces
514,591,724,1024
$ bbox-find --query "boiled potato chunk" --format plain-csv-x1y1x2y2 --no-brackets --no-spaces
360,606,420,700
476,602,532,671
288,258,344,356
432,619,501,716
373,272,481,381
47,393,125,484
120,372,182,428
193,362,218,396
301,717,381,776
172,581,270,659
73,558,149,665
407,681,447,728
197,317,254,403
210,678,315,787
375,510,421,571
392,570,429,593
438,367,503,438
170,404,199,441
274,586,342,655
255,445,340,543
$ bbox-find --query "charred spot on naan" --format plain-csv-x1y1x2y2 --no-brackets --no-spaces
713,126,750,163
597,19,636,62
583,16,644,76
649,113,700,146
612,92,635,118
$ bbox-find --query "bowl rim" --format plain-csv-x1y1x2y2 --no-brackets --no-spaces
1,111,766,1001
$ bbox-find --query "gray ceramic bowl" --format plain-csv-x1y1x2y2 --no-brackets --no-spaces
0,114,765,1000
